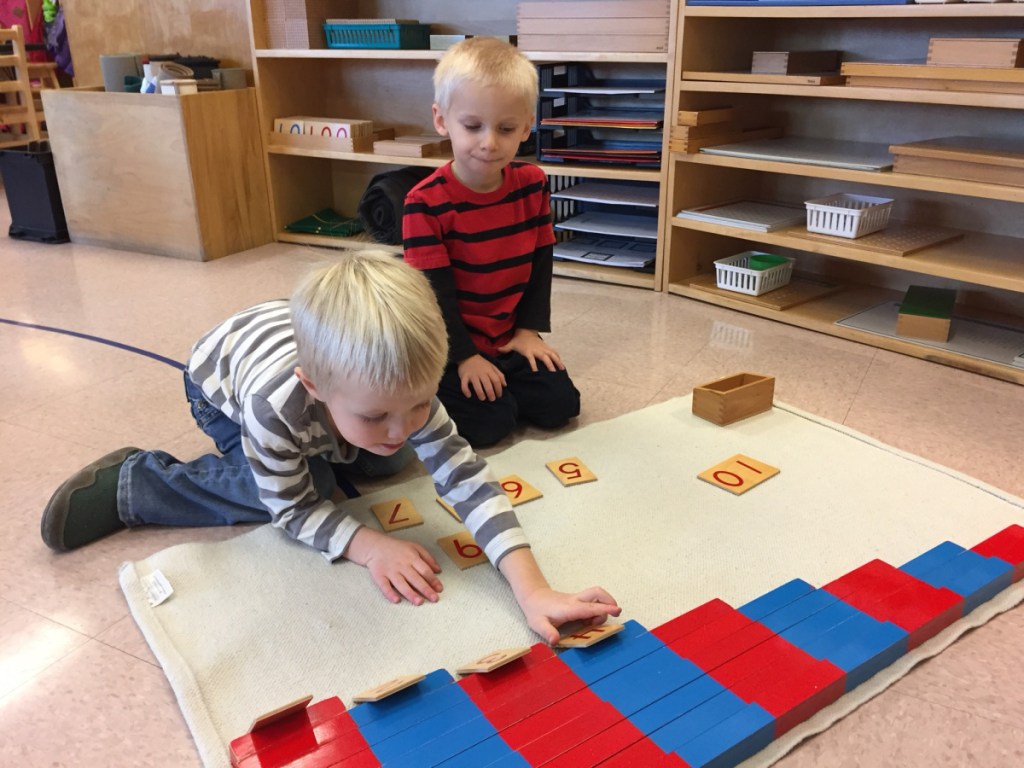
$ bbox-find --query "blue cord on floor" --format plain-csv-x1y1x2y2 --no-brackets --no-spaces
0,316,363,498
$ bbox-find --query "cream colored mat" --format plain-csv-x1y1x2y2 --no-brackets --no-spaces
119,397,1024,768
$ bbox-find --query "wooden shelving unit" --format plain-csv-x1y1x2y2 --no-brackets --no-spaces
243,0,678,290
663,2,1024,384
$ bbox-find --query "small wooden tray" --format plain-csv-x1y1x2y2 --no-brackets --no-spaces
688,273,842,311
683,70,845,86
788,224,964,257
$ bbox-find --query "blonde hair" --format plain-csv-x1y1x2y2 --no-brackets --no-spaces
433,36,538,114
290,251,448,396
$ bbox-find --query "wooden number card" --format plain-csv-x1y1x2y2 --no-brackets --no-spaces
555,622,624,648
545,457,597,487
436,532,489,570
436,497,461,522
698,454,779,495
370,497,423,531
352,673,425,703
456,646,531,675
500,475,543,506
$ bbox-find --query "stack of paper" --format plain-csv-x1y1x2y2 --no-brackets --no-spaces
675,201,806,232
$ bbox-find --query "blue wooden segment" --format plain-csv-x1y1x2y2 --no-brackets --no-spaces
901,548,1015,615
778,599,860,647
349,669,456,730
589,646,706,716
353,679,470,746
798,612,908,691
739,579,816,621
558,620,665,684
629,673,730,738
900,541,966,576
383,714,499,767
646,688,748,754
369,696,481,764
675,703,775,768
433,733,525,768
755,589,841,635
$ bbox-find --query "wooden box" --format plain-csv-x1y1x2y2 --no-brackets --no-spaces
896,285,956,343
751,50,841,75
926,38,1024,69
517,0,669,53
692,373,775,426
264,0,335,49
43,88,272,261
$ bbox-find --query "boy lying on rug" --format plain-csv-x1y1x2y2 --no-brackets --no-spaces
40,252,620,645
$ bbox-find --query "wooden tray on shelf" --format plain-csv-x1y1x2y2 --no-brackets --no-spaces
688,272,843,311
683,70,845,86
788,223,964,257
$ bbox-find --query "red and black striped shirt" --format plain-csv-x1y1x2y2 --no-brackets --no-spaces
403,161,555,359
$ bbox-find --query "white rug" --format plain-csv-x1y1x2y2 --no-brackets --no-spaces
119,397,1024,768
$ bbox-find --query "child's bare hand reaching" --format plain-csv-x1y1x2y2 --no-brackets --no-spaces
497,329,565,374
345,527,444,606
518,585,622,646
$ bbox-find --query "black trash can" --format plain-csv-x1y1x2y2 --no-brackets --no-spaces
0,140,70,244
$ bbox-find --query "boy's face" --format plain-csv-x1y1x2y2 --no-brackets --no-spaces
296,368,435,456
433,81,533,194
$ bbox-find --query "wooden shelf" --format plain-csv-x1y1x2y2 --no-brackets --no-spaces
254,48,667,64
249,0,678,289
681,4,1024,20
666,277,1024,385
679,80,1024,111
663,2,1024,384
674,152,1024,204
671,218,1024,293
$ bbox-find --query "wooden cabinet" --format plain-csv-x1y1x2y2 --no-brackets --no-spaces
244,0,678,290
663,3,1024,384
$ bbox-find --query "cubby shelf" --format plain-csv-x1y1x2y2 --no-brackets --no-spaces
245,0,677,291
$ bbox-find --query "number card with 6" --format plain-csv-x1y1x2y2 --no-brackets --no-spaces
499,475,543,506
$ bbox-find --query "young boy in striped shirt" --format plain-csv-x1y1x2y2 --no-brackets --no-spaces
403,37,580,448
40,252,618,643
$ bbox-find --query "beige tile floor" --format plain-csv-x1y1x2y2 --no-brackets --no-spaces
1,190,1023,767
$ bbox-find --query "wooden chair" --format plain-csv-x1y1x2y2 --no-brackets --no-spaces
0,25,42,148
27,60,59,135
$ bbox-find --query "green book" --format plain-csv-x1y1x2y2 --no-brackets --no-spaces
285,209,363,237
899,286,956,319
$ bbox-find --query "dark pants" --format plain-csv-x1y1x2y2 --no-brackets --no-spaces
437,352,580,447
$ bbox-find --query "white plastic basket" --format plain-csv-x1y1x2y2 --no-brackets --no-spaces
805,193,894,239
713,251,795,296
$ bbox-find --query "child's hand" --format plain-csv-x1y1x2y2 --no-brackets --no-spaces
497,329,566,373
345,527,444,606
518,586,622,645
458,354,507,401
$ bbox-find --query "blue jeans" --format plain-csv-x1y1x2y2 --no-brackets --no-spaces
118,372,413,528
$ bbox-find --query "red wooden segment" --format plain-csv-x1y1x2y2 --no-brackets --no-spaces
729,658,845,737
499,688,607,750
237,729,379,768
231,699,368,768
823,560,962,649
597,736,692,767
670,615,776,671
709,636,818,690
482,668,589,730
972,524,1024,582
540,717,646,767
517,701,624,765
651,598,735,644
457,643,558,704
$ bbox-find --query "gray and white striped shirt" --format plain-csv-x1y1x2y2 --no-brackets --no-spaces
187,300,528,565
